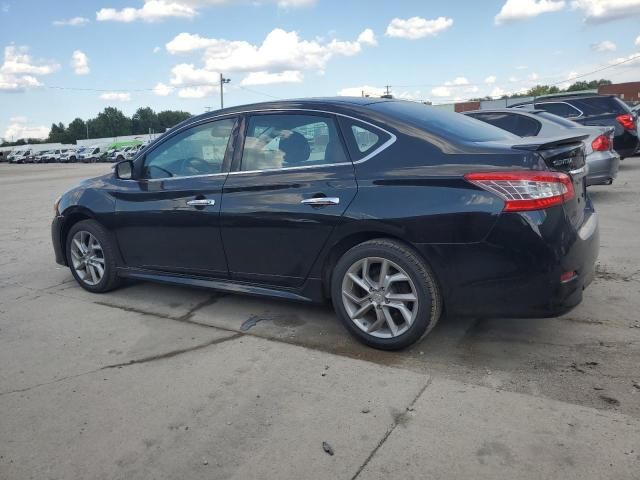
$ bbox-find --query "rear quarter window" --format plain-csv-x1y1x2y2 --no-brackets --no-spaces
567,97,631,116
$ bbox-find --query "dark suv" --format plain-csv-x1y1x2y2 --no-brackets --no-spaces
510,94,638,158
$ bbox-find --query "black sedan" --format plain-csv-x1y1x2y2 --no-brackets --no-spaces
52,98,599,350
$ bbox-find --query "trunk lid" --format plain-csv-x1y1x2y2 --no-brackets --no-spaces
512,135,588,228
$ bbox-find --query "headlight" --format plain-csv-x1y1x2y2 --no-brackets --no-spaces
54,196,61,215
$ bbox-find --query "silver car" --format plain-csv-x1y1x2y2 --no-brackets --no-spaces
464,108,619,186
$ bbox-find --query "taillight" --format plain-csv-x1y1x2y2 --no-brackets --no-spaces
464,171,575,212
591,134,611,151
616,113,636,130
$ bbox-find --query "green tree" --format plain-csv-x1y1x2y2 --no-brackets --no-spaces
132,107,160,135
66,118,87,142
157,110,191,131
566,79,612,92
527,85,560,97
92,107,131,137
48,122,69,143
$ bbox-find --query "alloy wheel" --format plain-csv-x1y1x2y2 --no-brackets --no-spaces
341,257,418,338
70,230,105,286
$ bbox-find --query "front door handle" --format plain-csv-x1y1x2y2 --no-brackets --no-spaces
187,199,216,207
301,197,340,206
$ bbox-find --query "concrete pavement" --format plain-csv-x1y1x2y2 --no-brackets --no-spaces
1,162,639,479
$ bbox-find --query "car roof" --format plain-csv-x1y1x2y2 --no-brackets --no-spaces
509,94,616,107
181,97,394,126
464,108,545,116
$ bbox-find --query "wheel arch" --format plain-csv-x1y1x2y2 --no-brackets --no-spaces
59,208,124,267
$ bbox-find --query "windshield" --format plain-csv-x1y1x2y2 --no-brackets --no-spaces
369,101,517,143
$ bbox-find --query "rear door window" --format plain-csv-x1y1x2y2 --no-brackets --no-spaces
566,96,631,116
240,114,349,171
536,102,582,118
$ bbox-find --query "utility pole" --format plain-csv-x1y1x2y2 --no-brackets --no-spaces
384,84,392,96
219,73,231,109
86,123,89,139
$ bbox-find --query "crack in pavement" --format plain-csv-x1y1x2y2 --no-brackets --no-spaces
350,376,433,480
101,333,243,370
0,333,243,397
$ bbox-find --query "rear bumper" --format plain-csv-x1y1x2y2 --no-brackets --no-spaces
51,215,66,266
418,203,599,319
613,130,639,158
586,151,620,186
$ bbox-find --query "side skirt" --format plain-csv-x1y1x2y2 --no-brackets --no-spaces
116,267,314,303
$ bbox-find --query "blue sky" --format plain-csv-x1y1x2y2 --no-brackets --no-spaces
2,0,640,141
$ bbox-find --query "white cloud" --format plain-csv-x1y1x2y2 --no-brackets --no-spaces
53,16,90,26
495,0,565,25
337,85,386,97
357,28,377,46
153,82,174,95
177,85,217,98
3,117,49,140
166,32,217,54
635,35,640,47
241,70,303,85
169,63,219,86
571,0,640,23
385,16,453,39
508,75,519,82
431,86,452,97
71,50,90,75
161,28,374,96
97,0,316,22
99,92,131,101
0,45,59,92
516,64,529,70
529,72,539,80
153,46,161,53
491,86,508,97
465,86,480,93
444,76,469,86
591,39,617,52
568,71,579,79
97,0,196,22
609,51,640,67
484,75,497,84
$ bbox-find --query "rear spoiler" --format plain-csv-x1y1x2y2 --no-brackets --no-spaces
511,134,589,152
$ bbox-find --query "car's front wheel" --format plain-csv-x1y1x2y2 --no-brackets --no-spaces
331,239,442,350
66,220,121,293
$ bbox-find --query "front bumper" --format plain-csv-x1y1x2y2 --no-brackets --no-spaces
52,215,66,266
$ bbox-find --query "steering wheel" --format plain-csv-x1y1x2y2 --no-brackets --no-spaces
179,157,211,175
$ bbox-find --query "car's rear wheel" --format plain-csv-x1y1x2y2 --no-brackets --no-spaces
331,239,442,350
66,220,121,293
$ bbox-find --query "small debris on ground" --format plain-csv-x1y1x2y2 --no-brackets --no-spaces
322,441,334,456
406,406,415,412
202,459,209,466
593,386,604,391
361,407,370,414
632,382,640,391
569,363,586,374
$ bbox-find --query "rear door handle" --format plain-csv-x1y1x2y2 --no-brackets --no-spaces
301,197,340,206
187,199,216,207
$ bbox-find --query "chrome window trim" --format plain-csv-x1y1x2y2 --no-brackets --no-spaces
228,109,396,175
132,108,397,181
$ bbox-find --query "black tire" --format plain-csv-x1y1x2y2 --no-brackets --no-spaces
331,238,442,350
66,219,121,293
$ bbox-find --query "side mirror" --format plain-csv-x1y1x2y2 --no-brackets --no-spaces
115,160,134,180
